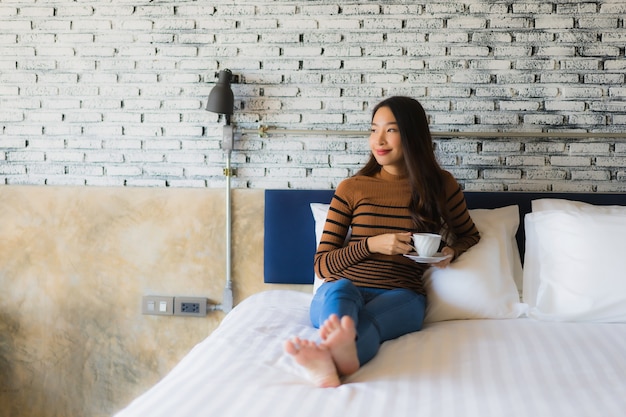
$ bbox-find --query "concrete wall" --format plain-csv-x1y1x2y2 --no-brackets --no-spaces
0,186,309,416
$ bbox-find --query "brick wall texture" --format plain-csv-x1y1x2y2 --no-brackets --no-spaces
1,0,625,192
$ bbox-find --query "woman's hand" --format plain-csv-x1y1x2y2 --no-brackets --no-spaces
367,232,414,255
431,246,455,268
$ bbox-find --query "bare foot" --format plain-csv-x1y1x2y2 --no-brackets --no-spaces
284,337,341,388
319,314,359,376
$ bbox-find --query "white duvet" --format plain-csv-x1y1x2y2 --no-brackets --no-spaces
115,290,626,417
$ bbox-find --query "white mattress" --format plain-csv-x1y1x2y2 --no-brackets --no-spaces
115,290,626,417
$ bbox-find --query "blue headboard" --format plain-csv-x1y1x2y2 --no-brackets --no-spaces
264,189,334,285
264,189,626,285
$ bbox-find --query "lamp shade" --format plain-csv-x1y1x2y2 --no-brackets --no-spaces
206,69,234,115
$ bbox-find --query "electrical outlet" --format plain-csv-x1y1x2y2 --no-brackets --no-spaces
174,297,208,317
142,296,174,316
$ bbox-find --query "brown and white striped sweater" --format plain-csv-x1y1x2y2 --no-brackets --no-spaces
314,168,480,295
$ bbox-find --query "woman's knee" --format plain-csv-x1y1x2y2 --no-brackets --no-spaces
317,278,361,300
310,279,363,327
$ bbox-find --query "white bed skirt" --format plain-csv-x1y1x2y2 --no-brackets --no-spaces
116,290,626,417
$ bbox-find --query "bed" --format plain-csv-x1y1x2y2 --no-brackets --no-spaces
115,189,626,417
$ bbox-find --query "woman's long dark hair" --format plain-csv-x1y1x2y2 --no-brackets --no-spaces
357,96,448,232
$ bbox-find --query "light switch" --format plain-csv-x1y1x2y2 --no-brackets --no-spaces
142,296,174,316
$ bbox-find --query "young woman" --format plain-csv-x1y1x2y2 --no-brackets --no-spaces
284,96,480,387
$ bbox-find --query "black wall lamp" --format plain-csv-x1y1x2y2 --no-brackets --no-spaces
205,68,237,313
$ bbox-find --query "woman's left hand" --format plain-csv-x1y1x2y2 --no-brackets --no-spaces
431,246,455,268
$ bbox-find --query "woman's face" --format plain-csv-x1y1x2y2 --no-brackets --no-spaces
370,106,405,175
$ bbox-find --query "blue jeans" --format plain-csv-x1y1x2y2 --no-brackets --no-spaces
310,278,426,366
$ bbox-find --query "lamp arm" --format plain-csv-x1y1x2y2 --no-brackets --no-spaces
221,147,234,313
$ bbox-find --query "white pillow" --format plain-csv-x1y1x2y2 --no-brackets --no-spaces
532,198,626,213
423,205,527,323
310,203,351,293
311,203,527,322
523,200,626,322
525,198,626,308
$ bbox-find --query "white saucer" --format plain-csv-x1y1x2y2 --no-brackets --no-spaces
403,252,451,264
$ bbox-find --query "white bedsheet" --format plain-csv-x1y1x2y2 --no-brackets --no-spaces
115,290,626,417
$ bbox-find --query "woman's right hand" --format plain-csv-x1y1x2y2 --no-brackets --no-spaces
366,232,414,255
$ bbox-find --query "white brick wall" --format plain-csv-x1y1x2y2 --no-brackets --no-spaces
1,0,625,191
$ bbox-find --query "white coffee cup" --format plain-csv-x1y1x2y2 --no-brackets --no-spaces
412,233,441,257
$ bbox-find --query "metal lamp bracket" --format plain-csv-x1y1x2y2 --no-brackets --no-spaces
222,124,234,151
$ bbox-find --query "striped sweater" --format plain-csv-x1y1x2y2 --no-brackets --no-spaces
314,168,480,295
